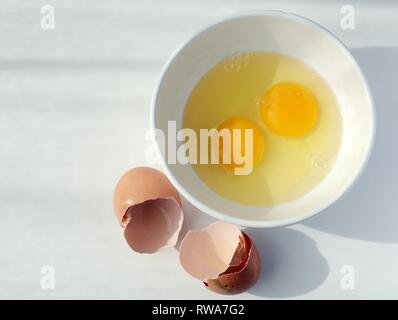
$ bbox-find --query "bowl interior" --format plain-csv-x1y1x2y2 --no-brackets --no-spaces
152,12,374,227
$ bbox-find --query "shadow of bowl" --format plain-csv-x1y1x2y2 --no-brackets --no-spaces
305,47,398,243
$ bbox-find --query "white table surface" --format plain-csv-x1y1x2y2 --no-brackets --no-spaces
0,0,397,299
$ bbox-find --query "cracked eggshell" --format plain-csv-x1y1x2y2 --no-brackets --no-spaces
179,221,261,295
113,167,183,254
205,232,261,295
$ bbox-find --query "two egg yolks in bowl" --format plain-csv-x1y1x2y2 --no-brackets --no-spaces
183,51,342,206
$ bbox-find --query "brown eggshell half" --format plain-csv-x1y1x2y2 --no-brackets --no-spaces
113,167,183,254
179,221,261,295
113,167,182,225
205,232,261,295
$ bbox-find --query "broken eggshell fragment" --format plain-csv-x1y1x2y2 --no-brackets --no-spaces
113,167,183,254
179,221,261,295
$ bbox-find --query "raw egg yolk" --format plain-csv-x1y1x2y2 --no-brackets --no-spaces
261,82,318,137
216,117,265,170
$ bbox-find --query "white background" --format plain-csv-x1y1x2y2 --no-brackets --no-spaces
0,0,397,299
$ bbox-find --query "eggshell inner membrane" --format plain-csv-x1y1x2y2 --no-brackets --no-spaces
219,232,251,275
179,221,242,280
224,234,246,268
124,198,183,254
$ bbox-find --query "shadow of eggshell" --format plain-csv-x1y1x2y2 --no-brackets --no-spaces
113,167,183,254
179,221,261,295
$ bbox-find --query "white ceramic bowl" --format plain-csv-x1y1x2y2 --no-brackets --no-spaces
151,11,375,228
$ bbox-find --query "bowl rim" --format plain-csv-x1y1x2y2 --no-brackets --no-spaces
150,10,376,228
